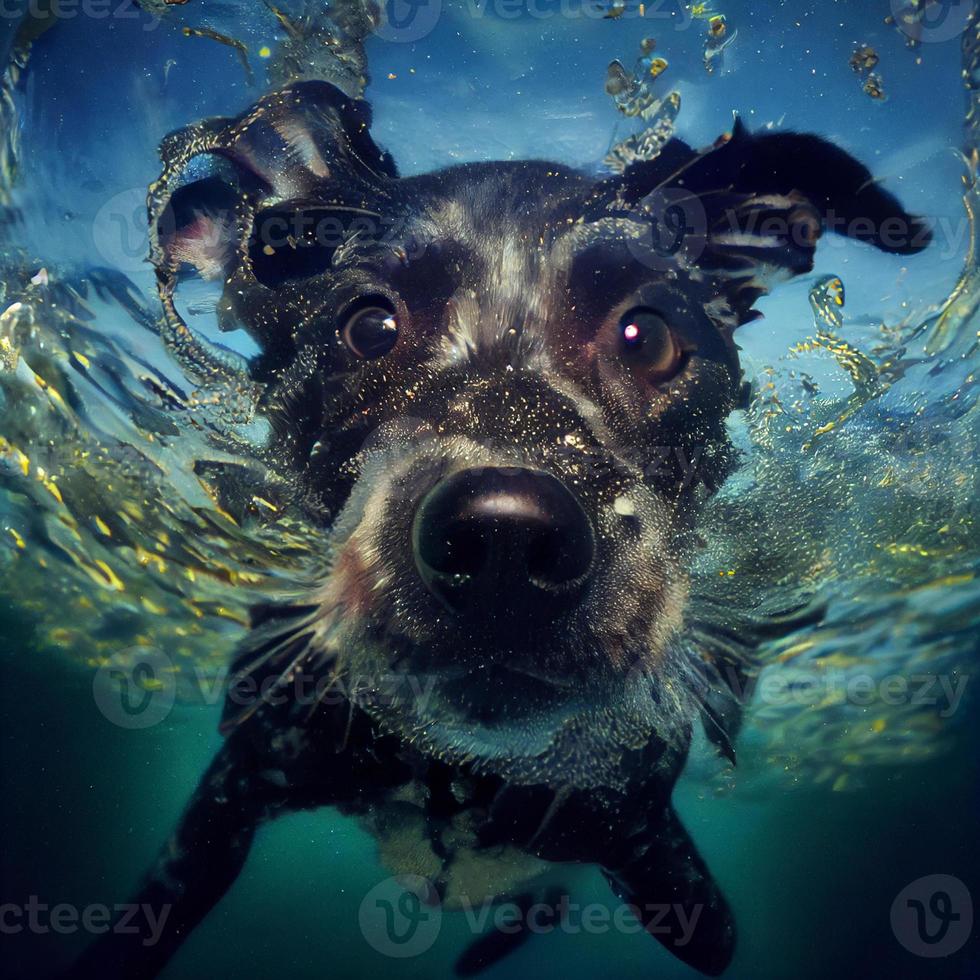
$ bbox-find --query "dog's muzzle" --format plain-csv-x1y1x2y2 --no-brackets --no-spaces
411,466,595,630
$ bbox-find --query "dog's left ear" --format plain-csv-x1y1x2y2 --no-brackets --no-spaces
590,118,931,321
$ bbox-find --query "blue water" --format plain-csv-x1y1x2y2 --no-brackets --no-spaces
1,2,978,979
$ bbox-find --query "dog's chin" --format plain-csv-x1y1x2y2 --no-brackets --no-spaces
345,636,692,792
405,660,587,725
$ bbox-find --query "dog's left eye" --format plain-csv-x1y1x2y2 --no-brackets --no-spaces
340,301,399,359
619,307,684,381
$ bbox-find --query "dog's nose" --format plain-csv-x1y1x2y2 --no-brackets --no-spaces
412,467,594,624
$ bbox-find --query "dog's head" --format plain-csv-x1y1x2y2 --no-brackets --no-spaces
154,82,928,783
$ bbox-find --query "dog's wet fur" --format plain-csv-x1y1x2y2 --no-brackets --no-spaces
74,82,929,977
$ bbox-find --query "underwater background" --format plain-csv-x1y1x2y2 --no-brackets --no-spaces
0,1,978,978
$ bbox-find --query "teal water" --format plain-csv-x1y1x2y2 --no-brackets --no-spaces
1,2,979,978
3,636,977,978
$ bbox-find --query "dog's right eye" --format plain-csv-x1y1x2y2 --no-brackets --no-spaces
340,300,399,359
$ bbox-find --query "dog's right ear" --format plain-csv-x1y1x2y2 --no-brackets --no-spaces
148,82,398,382
151,81,398,285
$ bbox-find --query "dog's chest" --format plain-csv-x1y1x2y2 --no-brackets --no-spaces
361,781,550,908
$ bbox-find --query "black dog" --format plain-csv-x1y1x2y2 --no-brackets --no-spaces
74,81,929,977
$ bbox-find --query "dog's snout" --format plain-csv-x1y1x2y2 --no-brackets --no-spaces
412,467,594,624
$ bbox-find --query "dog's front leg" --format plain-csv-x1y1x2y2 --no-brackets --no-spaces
69,728,277,979
454,886,569,977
